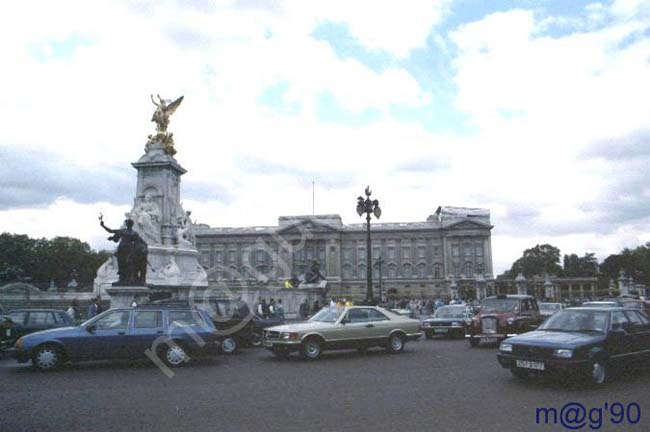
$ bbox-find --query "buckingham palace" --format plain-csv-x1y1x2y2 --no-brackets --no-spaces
194,206,496,301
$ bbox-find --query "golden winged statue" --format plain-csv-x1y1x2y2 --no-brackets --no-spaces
150,94,184,132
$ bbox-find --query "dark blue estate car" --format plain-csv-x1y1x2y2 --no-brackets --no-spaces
497,307,650,385
11,305,220,371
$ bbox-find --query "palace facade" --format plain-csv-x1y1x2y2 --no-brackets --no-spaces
194,206,495,301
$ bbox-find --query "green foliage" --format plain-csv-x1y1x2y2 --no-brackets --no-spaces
563,253,598,277
599,243,650,286
506,244,563,278
0,232,109,285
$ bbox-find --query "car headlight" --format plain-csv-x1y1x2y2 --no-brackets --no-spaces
499,342,512,352
451,322,462,327
281,332,299,341
15,337,24,349
422,322,431,327
553,349,573,358
506,318,515,326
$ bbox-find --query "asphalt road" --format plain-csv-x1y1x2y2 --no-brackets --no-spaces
1,338,649,432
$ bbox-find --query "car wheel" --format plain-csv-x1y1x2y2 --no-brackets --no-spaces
469,336,479,348
510,368,528,380
32,345,62,371
301,338,322,360
249,333,262,348
221,337,239,355
387,333,405,354
163,343,189,368
589,360,608,386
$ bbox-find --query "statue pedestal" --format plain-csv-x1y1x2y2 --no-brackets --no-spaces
105,286,150,308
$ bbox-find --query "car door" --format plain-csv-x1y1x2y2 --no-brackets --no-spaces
624,310,650,360
84,310,131,359
339,309,371,347
127,310,164,358
606,311,635,364
366,308,393,340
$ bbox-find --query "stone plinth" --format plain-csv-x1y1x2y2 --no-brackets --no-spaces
105,286,151,308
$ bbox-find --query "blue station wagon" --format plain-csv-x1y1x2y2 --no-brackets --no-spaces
11,305,221,371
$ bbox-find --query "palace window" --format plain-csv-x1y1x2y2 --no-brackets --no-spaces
402,263,412,278
452,246,459,257
465,262,473,278
343,264,352,279
476,244,484,257
402,247,411,260
417,263,426,278
433,265,441,279
417,246,426,259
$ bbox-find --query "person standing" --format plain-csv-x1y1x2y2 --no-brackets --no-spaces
87,297,102,318
67,298,82,323
261,299,269,319
276,299,285,321
268,298,276,318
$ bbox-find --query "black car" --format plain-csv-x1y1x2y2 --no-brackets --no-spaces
7,309,75,340
497,307,650,385
421,305,473,339
211,300,284,354
0,313,14,353
153,299,284,354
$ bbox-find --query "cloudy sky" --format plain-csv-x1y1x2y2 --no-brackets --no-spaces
1,0,649,274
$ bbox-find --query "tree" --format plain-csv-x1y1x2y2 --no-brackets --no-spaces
0,232,109,286
505,244,564,278
600,243,650,287
563,253,598,277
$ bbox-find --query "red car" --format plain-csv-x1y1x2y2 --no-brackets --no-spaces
467,295,544,347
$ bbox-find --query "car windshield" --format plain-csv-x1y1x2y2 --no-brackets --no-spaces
480,298,519,313
538,309,608,333
434,307,466,319
582,302,616,308
310,307,344,323
539,304,560,311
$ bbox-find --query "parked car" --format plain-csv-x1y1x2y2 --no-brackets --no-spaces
10,305,220,371
0,313,15,353
467,295,543,347
497,307,650,385
581,301,618,308
154,299,284,354
263,306,422,360
538,302,565,317
420,305,473,339
7,309,75,340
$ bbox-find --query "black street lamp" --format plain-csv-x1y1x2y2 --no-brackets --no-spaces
375,257,385,303
356,186,381,304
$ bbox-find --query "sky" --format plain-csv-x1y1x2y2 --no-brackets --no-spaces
1,0,649,275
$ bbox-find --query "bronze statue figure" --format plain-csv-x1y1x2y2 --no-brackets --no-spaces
304,260,326,284
151,94,184,132
99,214,148,286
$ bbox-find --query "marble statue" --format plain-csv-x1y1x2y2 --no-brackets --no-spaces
131,195,162,245
175,210,195,247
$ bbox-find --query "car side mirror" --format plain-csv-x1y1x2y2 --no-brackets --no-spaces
86,325,96,333
340,317,349,325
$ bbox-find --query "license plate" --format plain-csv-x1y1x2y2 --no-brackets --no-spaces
434,328,448,333
516,360,544,370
